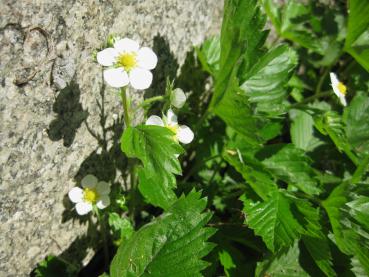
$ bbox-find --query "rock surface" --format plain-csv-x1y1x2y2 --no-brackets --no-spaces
0,0,222,275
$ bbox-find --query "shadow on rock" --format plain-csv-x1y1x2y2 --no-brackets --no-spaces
47,81,88,147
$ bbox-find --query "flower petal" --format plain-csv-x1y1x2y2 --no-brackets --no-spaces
339,95,347,107
75,202,93,215
96,181,110,195
96,48,118,66
329,72,339,87
177,125,194,144
166,109,178,125
96,195,110,209
146,115,164,126
81,174,98,189
129,68,153,90
104,68,129,88
68,187,83,203
137,47,158,70
171,88,186,108
114,38,139,53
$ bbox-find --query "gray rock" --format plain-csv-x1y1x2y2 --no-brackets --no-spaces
0,0,222,275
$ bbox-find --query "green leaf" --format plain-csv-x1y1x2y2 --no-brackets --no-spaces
211,0,268,108
224,150,278,201
255,241,309,277
34,256,73,277
196,36,220,76
323,183,369,275
288,195,335,276
260,144,321,195
121,125,184,210
345,0,369,72
314,111,359,166
110,191,215,277
290,109,323,152
239,44,297,114
219,250,236,277
344,93,369,156
242,190,303,252
345,0,369,47
108,213,134,241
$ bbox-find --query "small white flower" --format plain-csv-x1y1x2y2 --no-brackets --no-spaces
97,38,157,90
330,72,347,106
146,109,194,144
170,88,187,108
68,174,111,215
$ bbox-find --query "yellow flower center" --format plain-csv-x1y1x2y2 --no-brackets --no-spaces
337,82,347,95
167,125,179,141
83,188,99,204
117,52,137,72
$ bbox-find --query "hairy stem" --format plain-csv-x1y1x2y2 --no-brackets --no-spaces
120,87,130,128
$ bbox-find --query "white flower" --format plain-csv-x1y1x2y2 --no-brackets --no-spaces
97,38,157,90
170,88,187,108
330,72,347,106
146,109,194,144
68,174,111,215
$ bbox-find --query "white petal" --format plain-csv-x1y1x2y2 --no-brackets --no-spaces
166,109,178,125
96,195,110,209
137,47,158,70
114,38,139,53
103,68,129,88
81,174,98,189
171,88,186,108
129,68,153,90
329,72,339,87
177,125,194,144
96,48,118,66
75,202,93,215
339,95,347,107
146,115,164,126
96,181,110,195
68,187,83,203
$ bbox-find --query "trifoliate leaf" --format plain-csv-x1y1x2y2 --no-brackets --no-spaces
110,191,215,277
242,190,303,252
121,125,184,210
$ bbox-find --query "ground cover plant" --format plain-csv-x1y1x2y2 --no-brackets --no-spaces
33,0,369,276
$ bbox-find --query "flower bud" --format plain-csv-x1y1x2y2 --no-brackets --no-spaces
171,88,186,108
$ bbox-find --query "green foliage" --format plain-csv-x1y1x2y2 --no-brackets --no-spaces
255,241,310,277
344,93,369,156
345,0,369,72
108,212,134,242
242,190,303,252
110,191,215,277
121,125,184,209
33,256,73,277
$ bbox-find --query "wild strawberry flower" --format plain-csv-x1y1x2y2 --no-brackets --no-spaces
68,174,111,215
330,72,347,106
170,88,187,108
146,109,194,144
97,38,158,90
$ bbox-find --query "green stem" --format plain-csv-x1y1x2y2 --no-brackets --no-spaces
139,95,165,108
120,87,130,128
289,91,332,109
352,155,369,184
94,207,109,267
315,67,331,95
